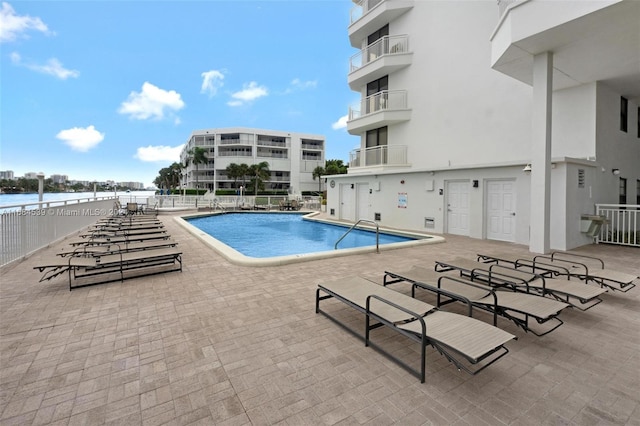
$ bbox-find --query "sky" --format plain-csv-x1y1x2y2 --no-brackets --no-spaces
0,0,361,188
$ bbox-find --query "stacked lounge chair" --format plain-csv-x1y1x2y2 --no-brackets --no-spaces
433,257,607,311
34,215,182,290
316,276,516,382
383,263,571,336
477,251,638,292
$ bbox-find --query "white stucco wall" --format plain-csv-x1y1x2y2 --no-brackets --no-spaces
383,1,533,170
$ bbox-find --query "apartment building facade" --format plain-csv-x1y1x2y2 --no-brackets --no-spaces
180,127,325,194
327,0,640,252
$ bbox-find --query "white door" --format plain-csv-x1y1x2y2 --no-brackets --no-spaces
340,184,356,222
446,181,470,236
486,180,516,242
356,184,369,220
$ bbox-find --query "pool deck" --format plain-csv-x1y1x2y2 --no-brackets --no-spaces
1,213,639,425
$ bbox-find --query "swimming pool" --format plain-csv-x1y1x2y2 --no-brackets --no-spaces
177,212,445,266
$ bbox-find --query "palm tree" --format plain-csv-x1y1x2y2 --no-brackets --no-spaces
247,161,271,196
187,147,208,194
312,166,325,194
225,163,243,189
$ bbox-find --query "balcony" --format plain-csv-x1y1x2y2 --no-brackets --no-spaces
349,0,414,48
491,0,640,94
349,145,409,169
347,90,411,134
349,35,412,90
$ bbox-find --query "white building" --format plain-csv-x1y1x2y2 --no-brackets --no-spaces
49,174,69,184
180,127,325,194
327,0,640,252
0,171,14,180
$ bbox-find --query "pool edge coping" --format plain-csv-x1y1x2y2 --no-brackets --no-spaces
174,211,446,267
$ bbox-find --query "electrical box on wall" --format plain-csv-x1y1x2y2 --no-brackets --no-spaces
373,181,381,191
425,217,435,228
425,180,434,191
330,208,335,216
375,212,381,221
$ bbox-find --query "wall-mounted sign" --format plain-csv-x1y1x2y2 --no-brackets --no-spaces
398,192,407,208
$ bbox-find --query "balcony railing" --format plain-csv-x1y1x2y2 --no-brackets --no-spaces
349,90,407,120
350,0,384,24
256,140,287,148
350,35,409,73
349,145,408,168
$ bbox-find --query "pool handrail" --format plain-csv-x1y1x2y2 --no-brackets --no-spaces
334,219,379,253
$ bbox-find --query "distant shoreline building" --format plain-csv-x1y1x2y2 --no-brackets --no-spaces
326,0,639,252
0,171,14,180
180,127,325,194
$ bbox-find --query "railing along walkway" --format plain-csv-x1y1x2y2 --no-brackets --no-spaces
596,204,639,247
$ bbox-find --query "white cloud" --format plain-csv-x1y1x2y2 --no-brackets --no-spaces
332,114,349,130
290,78,317,91
227,81,268,106
201,70,224,97
56,125,104,152
281,78,318,95
0,2,52,42
118,82,185,120
11,52,79,79
135,145,184,162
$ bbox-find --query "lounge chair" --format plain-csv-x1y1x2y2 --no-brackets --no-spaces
79,227,168,239
35,246,182,290
57,239,179,257
434,257,606,311
89,221,164,232
383,266,570,336
68,232,171,246
316,276,515,382
478,252,638,293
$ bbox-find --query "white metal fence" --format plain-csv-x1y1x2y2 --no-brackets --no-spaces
596,204,639,247
1,197,117,267
150,195,322,211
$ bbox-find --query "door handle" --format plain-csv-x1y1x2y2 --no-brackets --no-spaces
511,212,516,216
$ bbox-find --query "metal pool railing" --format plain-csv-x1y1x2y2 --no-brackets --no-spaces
0,197,116,267
596,204,639,247
335,219,380,253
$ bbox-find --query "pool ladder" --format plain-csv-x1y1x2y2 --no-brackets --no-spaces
334,219,379,253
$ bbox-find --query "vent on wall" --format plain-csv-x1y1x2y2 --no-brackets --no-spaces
578,169,585,188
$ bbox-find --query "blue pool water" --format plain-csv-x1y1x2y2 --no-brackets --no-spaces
186,213,415,258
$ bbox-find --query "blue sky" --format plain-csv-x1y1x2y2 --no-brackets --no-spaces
1,1,360,187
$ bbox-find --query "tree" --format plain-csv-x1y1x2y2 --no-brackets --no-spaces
225,163,243,188
325,159,348,175
247,161,271,195
154,162,183,191
187,146,208,192
312,165,325,194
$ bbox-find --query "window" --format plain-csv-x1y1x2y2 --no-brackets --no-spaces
366,76,388,114
620,96,628,132
366,126,388,148
367,24,389,45
366,127,388,166
619,178,627,205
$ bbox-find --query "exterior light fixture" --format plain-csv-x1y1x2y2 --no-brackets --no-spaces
612,168,620,176
522,164,532,172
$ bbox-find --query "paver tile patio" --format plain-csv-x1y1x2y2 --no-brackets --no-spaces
1,213,639,425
